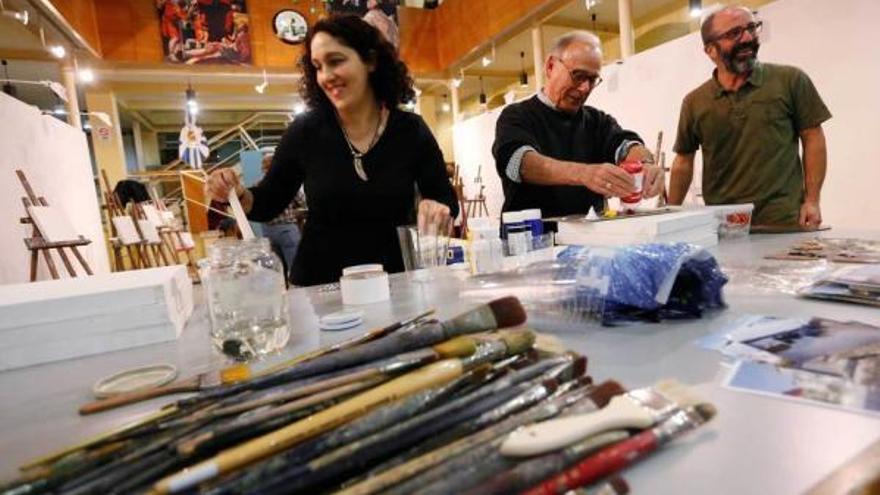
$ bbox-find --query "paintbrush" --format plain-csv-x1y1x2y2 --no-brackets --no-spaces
220,308,436,383
178,330,525,432
370,355,589,476
521,403,717,495
337,377,570,495
201,367,495,495
181,297,527,406
458,430,630,495
176,377,387,457
151,329,535,494
366,379,624,495
501,379,699,457
78,310,435,415
252,352,564,495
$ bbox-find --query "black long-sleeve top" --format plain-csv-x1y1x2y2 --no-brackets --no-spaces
493,95,643,217
248,107,458,286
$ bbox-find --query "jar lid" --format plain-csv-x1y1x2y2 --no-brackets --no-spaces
319,310,364,331
92,363,179,399
342,264,384,276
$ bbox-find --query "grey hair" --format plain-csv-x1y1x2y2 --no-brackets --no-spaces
549,31,602,57
701,6,756,45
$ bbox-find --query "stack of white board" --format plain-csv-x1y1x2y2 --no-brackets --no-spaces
0,266,193,371
555,210,719,248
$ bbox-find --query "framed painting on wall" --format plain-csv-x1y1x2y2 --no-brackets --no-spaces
156,0,252,65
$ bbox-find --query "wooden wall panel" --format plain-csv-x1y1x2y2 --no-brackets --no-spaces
51,0,102,55
398,7,438,75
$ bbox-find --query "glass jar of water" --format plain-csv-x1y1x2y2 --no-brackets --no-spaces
202,238,290,360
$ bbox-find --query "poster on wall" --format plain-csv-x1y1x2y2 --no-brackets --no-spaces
327,0,399,47
156,0,252,65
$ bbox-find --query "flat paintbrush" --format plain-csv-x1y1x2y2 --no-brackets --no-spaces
460,430,630,495
201,366,494,495
375,380,625,495
501,379,699,457
180,297,527,406
151,329,535,494
78,310,435,415
252,349,564,495
219,308,436,383
521,403,717,495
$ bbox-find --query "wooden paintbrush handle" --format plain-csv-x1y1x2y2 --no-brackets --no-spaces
79,377,200,415
500,395,651,457
153,359,466,494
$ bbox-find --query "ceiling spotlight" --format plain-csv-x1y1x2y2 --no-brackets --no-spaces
77,68,94,83
441,94,450,113
404,100,416,111
2,8,28,25
293,102,307,115
185,85,198,116
585,0,599,9
481,56,492,67
49,45,66,59
689,0,702,18
452,77,462,88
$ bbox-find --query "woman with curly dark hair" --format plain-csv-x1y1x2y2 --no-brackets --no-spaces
208,14,457,286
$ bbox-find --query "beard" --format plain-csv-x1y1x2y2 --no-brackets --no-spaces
720,40,760,75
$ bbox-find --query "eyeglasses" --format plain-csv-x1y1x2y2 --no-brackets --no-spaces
552,56,603,88
711,21,763,43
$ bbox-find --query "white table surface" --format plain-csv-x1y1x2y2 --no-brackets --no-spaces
1,231,879,494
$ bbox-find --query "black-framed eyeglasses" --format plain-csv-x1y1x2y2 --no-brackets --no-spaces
711,21,763,43
552,56,603,88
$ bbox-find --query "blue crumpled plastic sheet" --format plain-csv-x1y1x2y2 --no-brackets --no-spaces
557,243,728,326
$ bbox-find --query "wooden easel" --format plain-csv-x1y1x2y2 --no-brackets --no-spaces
100,170,149,270
130,201,172,267
464,185,490,219
16,170,93,281
145,184,198,279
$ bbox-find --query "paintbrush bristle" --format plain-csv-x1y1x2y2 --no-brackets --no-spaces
533,332,567,355
693,402,717,422
488,296,527,328
654,379,701,408
590,380,626,408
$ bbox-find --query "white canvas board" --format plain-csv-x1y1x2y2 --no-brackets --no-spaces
557,210,716,237
26,206,81,243
112,216,142,245
176,232,195,249
0,266,192,330
141,204,165,227
0,324,180,371
160,210,176,226
0,304,183,348
0,93,109,283
137,219,162,244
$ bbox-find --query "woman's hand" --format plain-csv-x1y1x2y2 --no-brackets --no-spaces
207,168,244,202
417,199,452,236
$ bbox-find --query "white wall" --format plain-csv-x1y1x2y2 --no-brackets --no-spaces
0,93,110,284
453,0,880,230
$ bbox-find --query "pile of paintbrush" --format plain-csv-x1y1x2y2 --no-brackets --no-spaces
1,296,717,495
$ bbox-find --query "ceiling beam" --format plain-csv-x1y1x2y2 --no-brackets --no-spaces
461,69,521,78
0,48,56,62
543,19,619,36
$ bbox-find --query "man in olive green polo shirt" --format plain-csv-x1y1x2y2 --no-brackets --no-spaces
668,6,831,228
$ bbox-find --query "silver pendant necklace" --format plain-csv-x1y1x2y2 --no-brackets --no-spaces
338,107,386,182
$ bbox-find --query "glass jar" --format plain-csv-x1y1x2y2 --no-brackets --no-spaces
201,238,290,360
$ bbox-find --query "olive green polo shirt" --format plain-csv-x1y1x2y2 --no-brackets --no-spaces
673,62,831,226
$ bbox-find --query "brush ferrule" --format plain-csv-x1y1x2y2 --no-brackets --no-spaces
461,340,508,368
441,305,498,337
652,407,706,443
